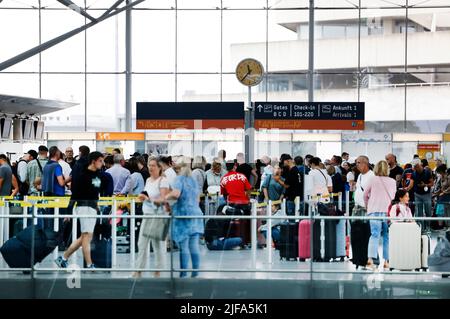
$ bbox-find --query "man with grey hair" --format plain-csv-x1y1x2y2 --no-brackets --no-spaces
411,158,434,232
354,155,375,210
106,154,130,194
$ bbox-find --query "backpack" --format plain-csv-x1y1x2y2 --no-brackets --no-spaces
387,203,401,225
12,159,29,198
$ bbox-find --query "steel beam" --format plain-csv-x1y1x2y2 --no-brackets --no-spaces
56,0,97,22
0,0,145,72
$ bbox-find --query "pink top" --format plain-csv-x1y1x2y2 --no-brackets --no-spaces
389,203,413,222
364,176,397,215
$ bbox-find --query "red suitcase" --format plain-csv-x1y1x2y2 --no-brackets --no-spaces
298,220,312,261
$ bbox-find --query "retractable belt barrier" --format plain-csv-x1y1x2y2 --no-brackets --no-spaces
1,192,450,276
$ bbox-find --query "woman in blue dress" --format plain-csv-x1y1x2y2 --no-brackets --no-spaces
161,156,204,278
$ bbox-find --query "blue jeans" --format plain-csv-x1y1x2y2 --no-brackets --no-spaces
415,193,432,231
261,227,281,243
208,237,242,250
368,212,389,261
178,234,201,278
286,201,296,216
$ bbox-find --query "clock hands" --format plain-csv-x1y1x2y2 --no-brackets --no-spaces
240,65,253,82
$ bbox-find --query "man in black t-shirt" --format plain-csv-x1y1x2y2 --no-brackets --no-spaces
274,154,302,216
412,159,434,232
55,151,104,269
386,153,404,188
235,153,258,188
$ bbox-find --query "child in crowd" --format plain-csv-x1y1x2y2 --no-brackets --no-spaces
389,189,413,223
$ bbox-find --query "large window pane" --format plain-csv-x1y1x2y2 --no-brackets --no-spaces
41,74,85,131
177,0,220,9
407,73,450,122
86,12,125,72
0,9,39,72
360,7,406,72
223,10,267,73
177,10,221,72
407,7,450,73
0,74,39,97
41,10,85,72
268,9,307,73
133,74,175,102
87,75,124,131
178,74,221,101
360,74,405,121
133,10,175,73
315,9,359,71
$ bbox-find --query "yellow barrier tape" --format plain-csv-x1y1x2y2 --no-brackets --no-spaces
26,196,71,201
8,200,33,207
256,199,282,208
0,196,14,200
35,202,70,209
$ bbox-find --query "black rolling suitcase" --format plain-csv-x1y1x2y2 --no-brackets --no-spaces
350,220,370,269
279,222,299,261
313,219,337,262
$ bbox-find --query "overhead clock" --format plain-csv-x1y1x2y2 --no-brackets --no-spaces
235,58,264,87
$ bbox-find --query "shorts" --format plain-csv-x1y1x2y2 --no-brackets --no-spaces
74,206,98,233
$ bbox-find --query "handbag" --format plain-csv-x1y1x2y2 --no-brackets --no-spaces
141,204,170,241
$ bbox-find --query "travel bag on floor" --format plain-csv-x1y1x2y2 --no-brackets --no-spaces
279,222,299,261
389,222,423,271
298,219,312,261
350,220,370,269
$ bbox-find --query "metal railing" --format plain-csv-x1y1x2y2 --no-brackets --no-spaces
0,193,450,278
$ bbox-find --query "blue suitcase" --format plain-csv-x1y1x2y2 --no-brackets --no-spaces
90,238,112,268
0,237,32,268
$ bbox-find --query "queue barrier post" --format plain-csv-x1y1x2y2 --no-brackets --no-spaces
251,200,257,269
267,200,273,265
23,196,28,230
130,199,136,269
112,199,117,270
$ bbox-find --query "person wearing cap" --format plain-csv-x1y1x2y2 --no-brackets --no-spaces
131,152,141,158
26,145,49,195
275,154,303,215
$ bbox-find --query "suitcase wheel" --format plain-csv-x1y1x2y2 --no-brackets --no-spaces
442,274,450,278
299,258,305,262
389,268,394,271
415,268,421,272
421,267,428,272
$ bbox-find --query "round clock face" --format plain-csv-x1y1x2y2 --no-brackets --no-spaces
235,58,264,87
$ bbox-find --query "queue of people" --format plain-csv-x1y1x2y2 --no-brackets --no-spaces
1,146,450,275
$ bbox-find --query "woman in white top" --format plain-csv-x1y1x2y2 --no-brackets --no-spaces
133,157,170,278
158,155,177,189
389,189,413,222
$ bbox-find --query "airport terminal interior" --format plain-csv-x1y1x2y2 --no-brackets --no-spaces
1,0,450,299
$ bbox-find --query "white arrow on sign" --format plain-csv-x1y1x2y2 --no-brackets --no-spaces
257,104,263,112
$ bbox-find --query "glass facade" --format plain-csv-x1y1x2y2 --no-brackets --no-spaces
1,0,449,132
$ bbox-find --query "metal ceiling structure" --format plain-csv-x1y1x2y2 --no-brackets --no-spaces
0,0,143,130
0,94,78,116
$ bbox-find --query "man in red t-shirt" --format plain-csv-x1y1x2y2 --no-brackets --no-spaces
221,161,252,205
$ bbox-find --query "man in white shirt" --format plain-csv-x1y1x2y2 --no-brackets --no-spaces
354,155,375,208
308,157,333,202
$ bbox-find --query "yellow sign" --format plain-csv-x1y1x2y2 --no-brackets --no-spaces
96,132,145,141
417,144,441,170
444,134,450,142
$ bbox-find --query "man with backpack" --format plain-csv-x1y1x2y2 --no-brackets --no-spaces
26,145,48,195
12,150,37,198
